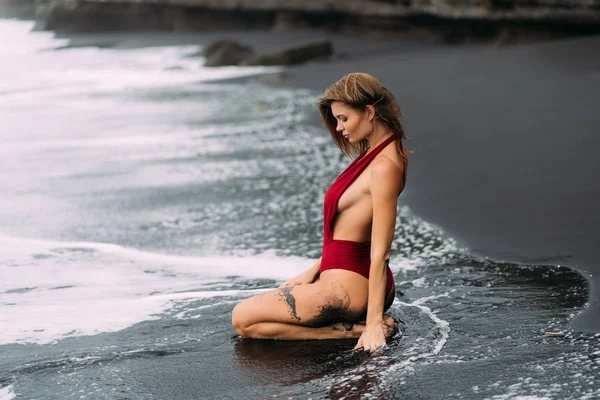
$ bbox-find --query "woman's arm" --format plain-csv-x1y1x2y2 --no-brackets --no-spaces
355,157,403,351
279,257,322,287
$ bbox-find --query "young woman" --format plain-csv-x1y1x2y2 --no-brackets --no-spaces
232,72,408,352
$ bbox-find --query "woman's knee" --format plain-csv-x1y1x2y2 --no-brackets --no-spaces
231,301,251,337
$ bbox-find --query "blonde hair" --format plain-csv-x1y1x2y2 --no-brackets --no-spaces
318,73,408,181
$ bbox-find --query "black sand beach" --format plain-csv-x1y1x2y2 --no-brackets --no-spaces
2,20,600,398
243,31,600,332
62,28,600,329
273,33,600,331
276,34,600,331
70,29,600,331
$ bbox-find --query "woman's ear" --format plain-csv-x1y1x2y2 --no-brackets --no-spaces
366,105,375,121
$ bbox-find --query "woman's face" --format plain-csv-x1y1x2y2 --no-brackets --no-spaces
330,101,372,143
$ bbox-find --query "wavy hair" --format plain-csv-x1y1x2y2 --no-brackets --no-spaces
317,72,408,183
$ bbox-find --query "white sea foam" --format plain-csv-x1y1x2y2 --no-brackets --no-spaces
0,385,15,400
330,298,450,395
0,20,68,56
0,20,281,104
411,292,451,306
0,234,306,345
0,134,178,152
0,233,426,345
390,300,451,370
480,352,600,400
411,277,427,287
313,297,451,397
485,394,552,400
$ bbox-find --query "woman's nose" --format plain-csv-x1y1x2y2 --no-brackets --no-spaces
336,122,343,132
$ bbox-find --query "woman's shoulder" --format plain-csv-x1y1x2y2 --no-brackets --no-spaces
370,152,404,176
369,153,404,192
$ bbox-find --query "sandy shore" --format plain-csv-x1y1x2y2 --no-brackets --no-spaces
287,33,600,332
64,29,600,331
279,33,600,332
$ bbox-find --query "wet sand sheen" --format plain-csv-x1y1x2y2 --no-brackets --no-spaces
1,21,599,398
274,34,600,331
63,29,600,330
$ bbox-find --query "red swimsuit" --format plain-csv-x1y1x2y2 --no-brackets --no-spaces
319,134,397,294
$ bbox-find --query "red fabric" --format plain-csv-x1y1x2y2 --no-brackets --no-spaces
320,135,397,293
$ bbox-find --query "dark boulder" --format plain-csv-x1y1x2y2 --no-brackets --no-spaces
32,1,169,33
0,0,37,19
203,40,255,67
244,41,334,66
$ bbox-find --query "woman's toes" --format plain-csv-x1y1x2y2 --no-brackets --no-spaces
331,322,362,338
382,315,398,339
352,323,366,335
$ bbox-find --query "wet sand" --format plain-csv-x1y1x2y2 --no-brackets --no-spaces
277,33,600,332
65,29,600,331
2,22,599,398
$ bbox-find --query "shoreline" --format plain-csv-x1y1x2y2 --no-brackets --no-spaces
12,22,600,332
3,19,600,399
242,32,600,332
279,33,600,332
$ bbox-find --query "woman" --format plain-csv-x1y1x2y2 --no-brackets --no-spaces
232,72,408,352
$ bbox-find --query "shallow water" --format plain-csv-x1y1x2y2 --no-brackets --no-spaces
0,20,598,399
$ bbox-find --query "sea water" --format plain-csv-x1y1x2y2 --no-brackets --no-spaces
0,20,598,399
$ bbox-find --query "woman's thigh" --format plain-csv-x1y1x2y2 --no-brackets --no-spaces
232,276,369,329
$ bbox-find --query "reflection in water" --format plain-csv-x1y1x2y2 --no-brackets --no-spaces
233,337,388,398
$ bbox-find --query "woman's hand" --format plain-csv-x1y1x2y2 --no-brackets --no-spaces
354,321,387,353
354,316,396,352
279,269,316,288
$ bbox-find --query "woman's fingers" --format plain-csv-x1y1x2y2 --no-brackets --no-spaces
354,330,388,353
371,343,387,354
354,334,365,351
363,341,385,353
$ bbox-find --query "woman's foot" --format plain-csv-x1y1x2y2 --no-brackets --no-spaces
337,315,398,340
382,315,398,339
330,322,364,338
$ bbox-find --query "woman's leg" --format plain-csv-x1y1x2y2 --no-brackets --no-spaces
346,283,396,335
384,283,396,312
232,277,369,340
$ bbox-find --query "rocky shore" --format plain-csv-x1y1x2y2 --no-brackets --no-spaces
1,0,599,43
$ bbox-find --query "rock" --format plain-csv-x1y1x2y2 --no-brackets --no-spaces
32,1,51,31
244,41,334,66
23,0,600,41
271,11,311,32
167,7,273,32
33,1,170,33
203,40,255,67
0,0,37,19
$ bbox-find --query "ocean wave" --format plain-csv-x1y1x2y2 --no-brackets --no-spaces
0,233,305,344
0,233,427,345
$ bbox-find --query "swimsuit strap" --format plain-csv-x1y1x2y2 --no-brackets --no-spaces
324,134,397,238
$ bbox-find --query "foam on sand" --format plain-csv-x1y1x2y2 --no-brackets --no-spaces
0,385,15,400
0,233,306,345
0,233,424,345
